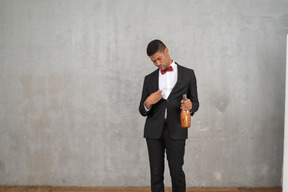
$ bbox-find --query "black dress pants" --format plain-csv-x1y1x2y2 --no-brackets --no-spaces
146,124,186,192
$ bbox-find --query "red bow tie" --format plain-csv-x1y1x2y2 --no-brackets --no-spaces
161,66,173,75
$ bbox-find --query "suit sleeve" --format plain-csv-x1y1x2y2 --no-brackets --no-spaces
189,70,199,116
139,76,151,116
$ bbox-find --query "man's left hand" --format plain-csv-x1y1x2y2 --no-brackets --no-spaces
181,99,192,111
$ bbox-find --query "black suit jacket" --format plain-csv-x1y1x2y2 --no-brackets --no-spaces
139,63,199,139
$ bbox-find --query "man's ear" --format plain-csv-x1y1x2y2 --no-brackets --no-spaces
164,48,169,54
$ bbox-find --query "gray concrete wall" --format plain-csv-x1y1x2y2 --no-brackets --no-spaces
0,0,287,187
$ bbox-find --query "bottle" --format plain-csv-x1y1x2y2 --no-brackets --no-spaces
180,94,191,128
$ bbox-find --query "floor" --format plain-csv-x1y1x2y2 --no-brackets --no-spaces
0,187,282,192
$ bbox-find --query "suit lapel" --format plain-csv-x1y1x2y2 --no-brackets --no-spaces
151,69,159,91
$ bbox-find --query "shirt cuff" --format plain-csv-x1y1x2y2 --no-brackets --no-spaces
144,103,151,112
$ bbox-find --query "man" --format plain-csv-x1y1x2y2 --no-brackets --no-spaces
139,39,199,192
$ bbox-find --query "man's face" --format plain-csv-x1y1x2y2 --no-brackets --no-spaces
149,48,171,71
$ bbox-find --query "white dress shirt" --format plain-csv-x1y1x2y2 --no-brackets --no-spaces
159,61,178,100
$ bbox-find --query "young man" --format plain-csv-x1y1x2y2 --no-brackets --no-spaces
139,40,199,192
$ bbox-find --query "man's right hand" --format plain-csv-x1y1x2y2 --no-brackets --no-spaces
144,90,162,109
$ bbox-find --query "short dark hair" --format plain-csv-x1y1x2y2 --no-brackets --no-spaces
146,39,166,56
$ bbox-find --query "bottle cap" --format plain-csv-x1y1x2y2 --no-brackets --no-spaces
183,94,187,100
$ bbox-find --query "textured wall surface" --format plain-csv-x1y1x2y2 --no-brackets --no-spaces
0,0,288,187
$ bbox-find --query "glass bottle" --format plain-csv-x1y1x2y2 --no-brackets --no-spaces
180,94,191,128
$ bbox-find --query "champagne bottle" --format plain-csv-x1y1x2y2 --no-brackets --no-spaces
180,94,191,128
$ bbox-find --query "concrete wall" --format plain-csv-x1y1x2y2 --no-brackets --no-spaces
0,0,287,187
283,34,288,192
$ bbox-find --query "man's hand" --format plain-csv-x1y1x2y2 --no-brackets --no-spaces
181,99,192,111
145,90,162,109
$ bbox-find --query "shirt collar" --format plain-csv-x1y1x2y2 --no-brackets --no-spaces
170,61,176,68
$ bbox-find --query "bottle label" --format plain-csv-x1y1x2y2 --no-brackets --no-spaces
180,111,191,128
